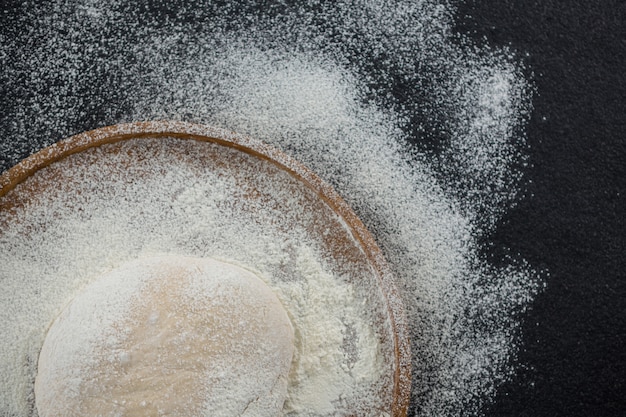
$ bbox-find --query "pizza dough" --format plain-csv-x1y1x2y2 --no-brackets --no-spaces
34,255,295,417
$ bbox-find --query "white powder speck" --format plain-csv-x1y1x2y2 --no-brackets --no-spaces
0,1,540,416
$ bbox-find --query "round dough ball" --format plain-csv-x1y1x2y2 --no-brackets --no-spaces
35,255,295,417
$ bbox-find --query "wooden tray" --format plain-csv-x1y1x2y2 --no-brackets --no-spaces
0,121,410,416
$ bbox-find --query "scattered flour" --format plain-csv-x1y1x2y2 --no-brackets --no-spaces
0,1,540,416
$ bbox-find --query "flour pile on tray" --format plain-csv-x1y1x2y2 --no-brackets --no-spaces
0,1,540,416
35,255,295,417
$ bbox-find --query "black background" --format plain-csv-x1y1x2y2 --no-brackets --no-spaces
453,1,626,416
1,1,625,416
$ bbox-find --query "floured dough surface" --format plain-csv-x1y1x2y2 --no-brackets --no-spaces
34,255,295,417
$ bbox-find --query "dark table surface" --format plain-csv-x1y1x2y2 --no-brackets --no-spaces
1,1,625,416
456,1,626,416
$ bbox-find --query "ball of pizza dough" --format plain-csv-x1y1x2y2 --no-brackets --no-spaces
35,255,295,417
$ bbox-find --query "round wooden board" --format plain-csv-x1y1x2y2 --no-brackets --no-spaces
0,121,411,416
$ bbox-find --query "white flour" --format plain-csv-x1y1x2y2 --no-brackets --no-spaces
34,255,296,417
0,1,540,416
